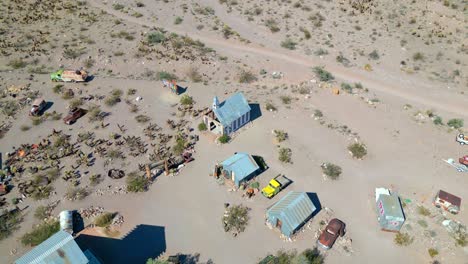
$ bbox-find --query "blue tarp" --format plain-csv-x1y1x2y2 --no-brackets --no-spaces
267,192,316,237
221,152,259,186
213,92,250,127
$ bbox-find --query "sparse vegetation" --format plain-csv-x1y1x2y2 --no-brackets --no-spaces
313,67,334,82
147,31,166,44
238,70,257,83
394,232,413,246
321,163,342,180
135,115,151,123
8,58,27,69
34,206,48,220
222,204,249,236
21,220,60,246
274,130,288,143
218,134,230,144
428,248,439,258
174,17,183,25
281,38,297,50
0,210,23,241
105,89,123,106
198,122,207,131
265,19,280,32
348,143,367,159
417,206,431,216
187,67,203,82
258,248,324,264
369,50,380,60
94,212,114,227
126,172,149,192
52,84,63,94
156,71,177,80
265,102,277,111
280,96,291,104
65,187,89,201
413,52,425,61
447,118,463,129
180,95,193,106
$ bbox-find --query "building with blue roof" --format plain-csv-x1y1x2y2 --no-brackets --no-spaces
15,230,100,264
219,152,260,187
266,191,317,237
203,92,251,135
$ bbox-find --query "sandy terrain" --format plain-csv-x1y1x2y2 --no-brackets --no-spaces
0,0,467,264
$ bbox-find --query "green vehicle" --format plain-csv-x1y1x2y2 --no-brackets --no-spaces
261,174,292,198
51,69,88,82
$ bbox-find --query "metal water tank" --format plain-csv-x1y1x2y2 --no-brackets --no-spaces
59,210,73,234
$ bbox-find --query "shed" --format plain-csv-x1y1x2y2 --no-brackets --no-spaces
221,152,260,187
433,190,461,214
15,230,93,264
376,191,405,232
203,92,251,135
266,191,317,237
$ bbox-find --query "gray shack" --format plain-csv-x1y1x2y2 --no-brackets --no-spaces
376,188,405,232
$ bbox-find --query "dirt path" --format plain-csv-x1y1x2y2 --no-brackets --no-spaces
89,0,468,117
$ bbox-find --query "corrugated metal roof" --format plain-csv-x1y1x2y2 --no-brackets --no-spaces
379,194,405,220
437,190,461,207
213,92,251,127
221,152,259,186
16,230,89,264
267,191,316,237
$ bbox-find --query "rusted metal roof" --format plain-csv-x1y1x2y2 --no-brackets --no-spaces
437,190,461,207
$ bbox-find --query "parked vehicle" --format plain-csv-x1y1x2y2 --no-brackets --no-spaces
459,156,468,166
261,174,291,198
317,218,346,249
51,69,88,82
433,190,461,214
63,107,86,125
29,98,46,116
456,134,468,145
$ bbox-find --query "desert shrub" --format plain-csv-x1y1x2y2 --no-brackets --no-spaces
156,71,177,80
126,172,149,192
321,163,342,180
274,130,288,142
113,3,124,10
314,48,328,56
31,117,44,126
89,174,102,186
94,212,114,227
187,67,203,82
21,220,60,246
314,109,323,118
413,52,424,61
0,100,19,117
341,83,353,93
280,96,291,104
105,89,123,106
281,38,297,50
173,135,188,155
87,105,103,122
222,204,249,235
300,27,311,39
20,125,31,131
265,102,277,111
369,50,380,60
69,98,83,109
259,248,324,264
84,58,95,68
147,31,166,44
8,58,27,69
428,248,438,258
135,115,151,123
417,206,431,216
218,134,230,144
394,232,413,246
238,70,257,83
313,67,334,82
30,185,53,201
454,231,467,247
265,19,280,32
278,147,292,163
65,187,89,201
447,118,463,129
418,219,428,228
34,206,48,220
63,48,86,59
174,17,183,25
348,143,367,159
52,84,63,94
198,122,207,131
0,210,23,241
106,149,125,160
180,95,193,105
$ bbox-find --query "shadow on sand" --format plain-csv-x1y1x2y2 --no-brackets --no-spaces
76,224,166,264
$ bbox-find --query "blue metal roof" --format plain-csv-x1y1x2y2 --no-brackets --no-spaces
267,192,316,237
221,152,259,186
213,92,251,127
16,230,89,264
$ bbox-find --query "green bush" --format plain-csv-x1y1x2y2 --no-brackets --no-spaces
65,187,89,201
433,116,443,125
447,118,463,129
8,59,28,69
126,173,149,192
238,70,257,83
34,206,48,220
258,248,324,264
180,95,193,105
135,115,151,123
313,67,334,82
369,50,380,60
174,17,183,25
94,212,114,227
265,102,277,111
278,147,292,163
428,248,438,258
156,71,177,80
198,122,207,131
281,38,297,50
21,220,60,246
348,143,367,159
147,31,166,44
394,232,413,246
274,130,288,142
341,83,353,93
218,134,230,144
222,204,249,235
52,84,63,94
0,210,23,241
321,163,342,180
265,19,280,33
280,96,291,104
172,135,188,155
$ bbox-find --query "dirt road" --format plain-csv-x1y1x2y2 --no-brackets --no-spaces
89,0,468,117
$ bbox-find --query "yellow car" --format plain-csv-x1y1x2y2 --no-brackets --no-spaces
261,175,291,198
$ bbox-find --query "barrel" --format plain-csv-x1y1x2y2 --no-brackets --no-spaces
59,210,73,234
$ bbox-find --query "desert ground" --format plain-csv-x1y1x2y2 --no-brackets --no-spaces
0,0,467,264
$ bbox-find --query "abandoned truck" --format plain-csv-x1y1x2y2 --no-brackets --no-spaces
51,69,88,82
29,98,46,116
261,174,292,198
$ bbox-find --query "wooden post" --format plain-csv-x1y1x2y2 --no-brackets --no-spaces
164,159,169,176
145,164,151,179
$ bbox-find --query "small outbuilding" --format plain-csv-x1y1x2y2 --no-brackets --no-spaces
375,188,405,232
266,191,317,237
203,92,251,136
15,230,100,264
215,152,260,187
433,190,461,214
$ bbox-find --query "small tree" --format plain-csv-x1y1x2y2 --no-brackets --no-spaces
348,143,367,159
223,205,250,236
218,134,230,144
198,122,207,131
321,163,342,180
